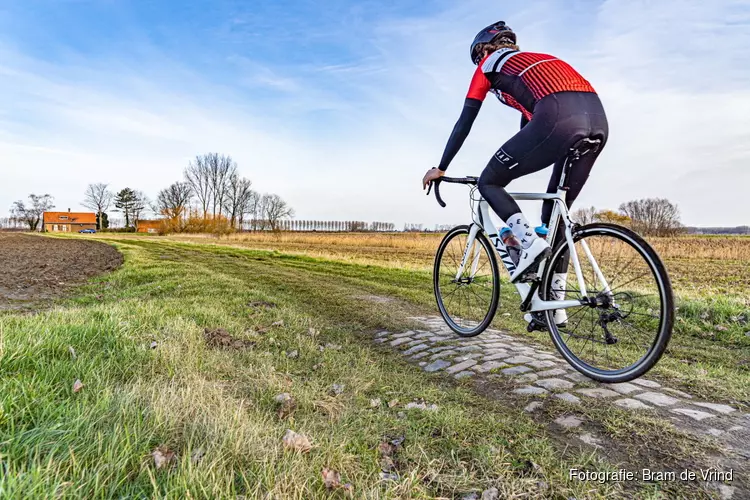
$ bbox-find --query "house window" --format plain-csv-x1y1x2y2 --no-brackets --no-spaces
53,224,58,231
60,216,68,220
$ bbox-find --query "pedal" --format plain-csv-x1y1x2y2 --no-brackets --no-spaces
525,312,548,332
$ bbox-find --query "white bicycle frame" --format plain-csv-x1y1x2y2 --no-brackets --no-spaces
455,188,612,313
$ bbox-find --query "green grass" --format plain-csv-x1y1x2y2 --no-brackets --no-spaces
1,238,627,498
1,236,742,498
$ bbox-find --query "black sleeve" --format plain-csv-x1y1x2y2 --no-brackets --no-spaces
520,115,529,129
437,98,482,171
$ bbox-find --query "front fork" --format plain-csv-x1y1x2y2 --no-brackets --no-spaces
455,224,481,281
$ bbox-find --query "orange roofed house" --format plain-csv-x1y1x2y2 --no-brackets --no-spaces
43,210,97,232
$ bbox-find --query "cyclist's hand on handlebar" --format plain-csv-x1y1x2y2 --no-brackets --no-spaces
422,168,444,190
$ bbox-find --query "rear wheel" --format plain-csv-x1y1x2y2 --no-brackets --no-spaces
542,223,674,382
434,225,500,337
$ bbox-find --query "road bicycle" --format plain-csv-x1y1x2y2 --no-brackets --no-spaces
427,138,674,383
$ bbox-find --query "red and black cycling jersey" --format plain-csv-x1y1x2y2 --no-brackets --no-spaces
467,48,596,121
437,48,596,171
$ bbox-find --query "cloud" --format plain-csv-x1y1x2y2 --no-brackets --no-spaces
1,0,748,229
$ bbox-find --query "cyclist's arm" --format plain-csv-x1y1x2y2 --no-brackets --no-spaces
437,66,491,172
437,98,482,171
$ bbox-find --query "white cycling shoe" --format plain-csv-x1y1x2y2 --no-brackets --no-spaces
510,238,551,283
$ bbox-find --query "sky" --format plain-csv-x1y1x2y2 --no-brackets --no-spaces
1,0,749,228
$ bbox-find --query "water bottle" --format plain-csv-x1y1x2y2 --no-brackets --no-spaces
500,227,521,265
535,223,549,240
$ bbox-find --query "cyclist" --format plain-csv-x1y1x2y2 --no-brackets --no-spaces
422,21,609,306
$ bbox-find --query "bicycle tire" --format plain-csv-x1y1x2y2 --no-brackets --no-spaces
434,225,500,337
542,223,674,383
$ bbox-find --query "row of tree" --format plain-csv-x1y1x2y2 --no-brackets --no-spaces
77,153,294,233
571,198,683,236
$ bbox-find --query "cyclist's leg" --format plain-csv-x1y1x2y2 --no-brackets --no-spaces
477,95,572,246
541,94,609,273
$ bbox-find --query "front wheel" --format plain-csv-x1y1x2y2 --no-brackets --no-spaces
542,223,674,382
434,225,500,337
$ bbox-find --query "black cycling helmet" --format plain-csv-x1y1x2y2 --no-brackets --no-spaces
470,21,517,65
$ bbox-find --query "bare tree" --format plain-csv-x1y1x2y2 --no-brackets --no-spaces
82,183,113,230
262,193,294,231
224,174,254,228
206,153,237,218
185,155,213,219
11,194,55,231
619,198,682,236
156,182,193,224
571,206,597,225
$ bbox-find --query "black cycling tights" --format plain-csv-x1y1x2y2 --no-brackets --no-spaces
478,91,608,270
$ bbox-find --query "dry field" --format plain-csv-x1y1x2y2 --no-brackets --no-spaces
146,232,750,303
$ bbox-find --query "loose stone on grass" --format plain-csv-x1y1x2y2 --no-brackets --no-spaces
555,415,583,428
525,401,543,413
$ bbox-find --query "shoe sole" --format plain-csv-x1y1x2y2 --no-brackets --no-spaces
510,247,551,283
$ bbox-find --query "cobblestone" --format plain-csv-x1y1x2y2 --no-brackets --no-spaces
577,388,619,399
536,378,575,391
662,387,693,399
504,355,536,364
609,383,641,395
474,361,508,373
455,371,475,379
565,372,592,383
446,359,478,374
424,360,452,373
633,391,680,407
513,386,548,395
632,378,661,389
555,392,581,404
501,366,533,376
402,343,429,355
672,408,716,421
516,373,539,383
614,398,652,410
483,352,511,361
430,350,457,360
536,368,567,377
693,402,737,415
390,337,412,347
527,360,558,369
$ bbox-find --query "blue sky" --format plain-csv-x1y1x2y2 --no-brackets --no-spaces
1,0,749,227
